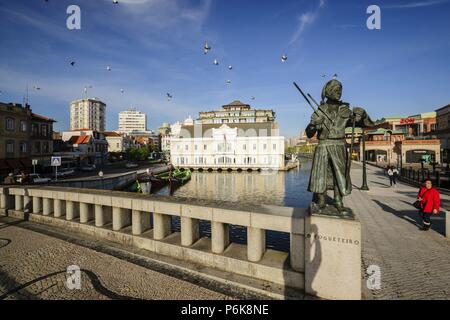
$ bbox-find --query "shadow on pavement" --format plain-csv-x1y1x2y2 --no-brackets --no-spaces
0,269,140,300
372,199,445,236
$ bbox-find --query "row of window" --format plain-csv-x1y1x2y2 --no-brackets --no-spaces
175,156,279,166
176,143,278,152
5,140,51,154
4,118,50,137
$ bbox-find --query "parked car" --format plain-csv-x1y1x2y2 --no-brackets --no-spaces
80,164,96,172
28,174,51,184
125,162,139,168
56,168,75,178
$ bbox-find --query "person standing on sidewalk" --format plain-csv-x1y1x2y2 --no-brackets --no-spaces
417,179,440,231
387,166,397,187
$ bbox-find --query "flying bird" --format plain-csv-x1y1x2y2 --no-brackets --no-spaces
166,93,173,101
106,66,112,71
251,96,255,100
321,74,326,78
228,65,233,70
120,89,124,93
281,54,288,62
226,80,232,84
203,41,211,54
113,0,119,4
69,61,75,66
333,73,338,79
213,59,219,65
33,85,41,90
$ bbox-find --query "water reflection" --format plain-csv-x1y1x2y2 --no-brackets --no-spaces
155,158,312,208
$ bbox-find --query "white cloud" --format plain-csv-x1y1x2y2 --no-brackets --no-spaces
106,0,212,30
289,0,325,46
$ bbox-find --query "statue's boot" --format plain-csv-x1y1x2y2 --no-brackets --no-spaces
334,192,350,215
317,193,327,209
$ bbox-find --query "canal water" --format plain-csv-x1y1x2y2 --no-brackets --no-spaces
151,158,313,252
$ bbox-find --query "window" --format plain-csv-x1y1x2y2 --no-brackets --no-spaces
6,141,14,153
204,144,207,151
32,123,39,136
41,124,49,137
34,141,41,154
5,118,15,131
253,144,256,150
273,143,277,150
20,142,27,153
42,142,49,154
185,145,188,151
195,145,198,151
243,144,246,150
263,144,267,150
20,120,27,132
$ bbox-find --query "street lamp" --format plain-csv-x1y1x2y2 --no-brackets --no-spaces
361,130,369,191
98,170,104,189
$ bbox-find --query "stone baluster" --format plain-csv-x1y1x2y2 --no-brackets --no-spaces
247,227,265,262
42,198,53,216
23,194,32,214
112,207,131,231
153,212,171,240
211,222,229,254
80,202,93,223
15,194,23,211
181,216,199,246
66,201,79,220
132,210,152,235
32,196,42,214
95,205,112,227
53,199,65,218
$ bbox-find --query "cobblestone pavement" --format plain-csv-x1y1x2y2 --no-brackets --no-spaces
0,220,234,300
347,163,450,299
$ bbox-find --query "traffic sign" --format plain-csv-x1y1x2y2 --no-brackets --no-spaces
51,156,62,167
32,159,38,166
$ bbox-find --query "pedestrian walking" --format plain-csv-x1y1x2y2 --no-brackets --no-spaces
387,166,397,187
415,179,440,231
3,173,15,184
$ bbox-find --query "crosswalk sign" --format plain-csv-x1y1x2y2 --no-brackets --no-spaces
51,156,62,167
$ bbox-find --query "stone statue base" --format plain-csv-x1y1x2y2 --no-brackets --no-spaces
305,202,362,300
310,202,355,219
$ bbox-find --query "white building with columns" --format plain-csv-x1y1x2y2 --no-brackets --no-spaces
170,106,285,170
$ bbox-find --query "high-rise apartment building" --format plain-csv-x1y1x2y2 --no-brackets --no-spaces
70,98,106,132
118,108,147,134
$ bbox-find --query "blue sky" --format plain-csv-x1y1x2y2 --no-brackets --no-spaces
0,0,449,137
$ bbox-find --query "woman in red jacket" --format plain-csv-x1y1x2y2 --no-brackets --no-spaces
417,179,440,231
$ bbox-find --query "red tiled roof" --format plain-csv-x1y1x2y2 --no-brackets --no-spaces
32,113,56,122
68,135,91,145
104,131,121,137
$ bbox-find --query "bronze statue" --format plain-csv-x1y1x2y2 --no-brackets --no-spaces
304,79,373,216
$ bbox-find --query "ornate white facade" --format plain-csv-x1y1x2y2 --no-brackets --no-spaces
170,123,285,170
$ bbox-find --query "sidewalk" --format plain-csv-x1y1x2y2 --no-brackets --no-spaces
347,162,450,299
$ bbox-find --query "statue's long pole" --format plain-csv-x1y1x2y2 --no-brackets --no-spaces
293,82,331,132
361,129,369,190
346,113,356,191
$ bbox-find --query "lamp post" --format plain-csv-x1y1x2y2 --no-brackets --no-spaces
361,130,369,191
98,170,104,189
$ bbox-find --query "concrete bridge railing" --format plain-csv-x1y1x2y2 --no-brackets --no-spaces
0,186,361,300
